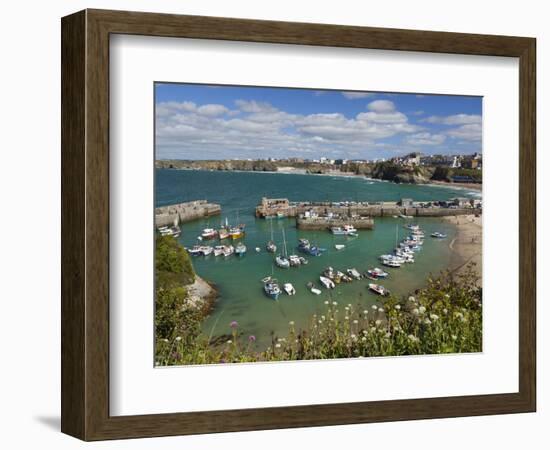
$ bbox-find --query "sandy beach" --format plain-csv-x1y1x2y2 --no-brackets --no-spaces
442,214,483,282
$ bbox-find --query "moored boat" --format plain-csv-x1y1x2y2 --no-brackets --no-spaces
334,244,346,250
235,242,247,256
368,283,389,296
307,282,322,295
346,268,362,280
366,267,389,279
319,276,335,289
201,228,218,240
283,283,296,295
262,276,281,300
431,231,447,238
157,225,181,238
275,255,290,268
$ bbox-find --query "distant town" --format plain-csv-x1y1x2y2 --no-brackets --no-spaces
156,152,482,186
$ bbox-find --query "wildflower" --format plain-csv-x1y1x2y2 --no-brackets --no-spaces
348,303,352,307
375,319,382,326
277,337,286,343
353,320,358,324
330,318,334,322
345,316,350,320
445,294,450,298
454,312,464,319
408,296,416,303
424,318,432,325
332,301,338,306
371,305,378,310
412,308,420,316
289,321,295,326
385,332,391,339
350,334,357,341
162,338,169,343
418,306,426,314
324,301,329,305
395,305,401,311
408,334,419,343
362,330,368,335
230,321,238,328
378,307,384,313
275,343,281,348
321,315,326,321
370,327,376,333
451,335,457,341
226,340,232,344
361,336,367,342
318,320,323,324
443,308,448,315
430,314,439,321
363,310,369,315
248,335,256,342
175,336,182,342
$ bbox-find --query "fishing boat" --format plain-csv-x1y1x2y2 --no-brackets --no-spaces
431,231,447,238
201,228,218,240
366,267,389,279
334,244,346,250
222,245,234,257
157,225,181,238
198,245,213,256
218,218,230,240
276,229,290,268
187,245,202,256
307,282,322,295
346,268,362,280
319,276,335,289
213,245,225,257
262,276,281,300
266,220,277,253
283,283,296,296
330,224,358,236
235,242,247,257
368,283,389,296
298,238,324,256
229,225,245,240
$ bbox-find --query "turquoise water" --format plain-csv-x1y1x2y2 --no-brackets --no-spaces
156,169,480,347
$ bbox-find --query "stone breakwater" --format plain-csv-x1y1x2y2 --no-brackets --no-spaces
155,200,221,227
297,216,375,230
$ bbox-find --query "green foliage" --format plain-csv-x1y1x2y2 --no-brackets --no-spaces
156,235,195,285
431,166,451,181
155,264,482,366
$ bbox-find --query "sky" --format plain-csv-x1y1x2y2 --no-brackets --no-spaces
155,83,482,161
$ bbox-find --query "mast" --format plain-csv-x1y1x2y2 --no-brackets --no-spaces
282,229,288,258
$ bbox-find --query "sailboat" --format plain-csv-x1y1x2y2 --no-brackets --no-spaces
266,219,277,253
275,229,290,268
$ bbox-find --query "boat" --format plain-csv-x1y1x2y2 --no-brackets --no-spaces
289,254,302,267
366,267,389,279
198,245,213,256
222,245,234,257
298,238,324,256
298,256,308,265
330,224,358,236
235,242,247,256
404,223,420,231
346,268,362,280
307,282,322,295
266,220,277,253
187,245,202,256
276,229,290,268
262,276,281,300
283,283,296,295
229,225,245,240
337,270,352,282
201,228,218,240
218,228,230,240
431,231,448,238
368,283,389,296
334,244,346,250
213,245,225,257
276,212,285,219
157,225,181,238
255,247,261,253
319,276,335,289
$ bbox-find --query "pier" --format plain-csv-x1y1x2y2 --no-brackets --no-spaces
155,200,221,227
256,197,481,227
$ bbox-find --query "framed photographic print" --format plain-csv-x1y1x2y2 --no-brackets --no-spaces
61,9,536,441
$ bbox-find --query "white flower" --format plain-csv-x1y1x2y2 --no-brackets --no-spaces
385,332,391,338
370,327,377,333
412,308,420,316
375,319,382,326
424,318,432,325
321,315,326,321
348,303,352,307
362,330,368,336
419,306,426,314
361,336,367,342
344,306,349,311
275,343,281,348
332,301,338,306
289,321,295,326
318,320,323,324
226,340,232,344
162,338,169,343
378,307,384,313
408,334,419,343
371,305,378,310
443,308,448,315
324,300,329,305
353,320,358,324
175,336,182,342
451,335,457,341
350,334,357,340
363,310,369,315
395,305,401,311
429,314,439,321
408,296,416,303
345,316,350,320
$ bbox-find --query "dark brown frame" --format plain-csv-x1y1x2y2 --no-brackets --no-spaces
61,9,536,441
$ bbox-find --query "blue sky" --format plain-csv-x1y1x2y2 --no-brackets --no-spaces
155,83,482,160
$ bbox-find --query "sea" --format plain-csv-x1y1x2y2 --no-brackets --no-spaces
155,169,481,348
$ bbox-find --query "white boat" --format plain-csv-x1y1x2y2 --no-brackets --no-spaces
320,276,335,289
235,242,247,256
307,282,322,295
275,255,290,268
283,283,296,295
199,245,213,256
289,255,301,266
334,244,346,250
187,245,202,256
431,231,448,238
298,256,308,265
262,276,281,300
346,268,362,280
330,224,358,236
157,225,181,238
213,245,225,257
366,267,389,279
201,228,218,240
405,224,420,231
222,245,234,257
368,283,389,296
266,220,277,253
255,247,261,252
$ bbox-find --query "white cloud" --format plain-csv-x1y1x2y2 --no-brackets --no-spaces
342,91,374,99
446,123,482,141
423,114,482,125
235,99,276,113
367,99,396,113
405,132,446,146
196,104,229,117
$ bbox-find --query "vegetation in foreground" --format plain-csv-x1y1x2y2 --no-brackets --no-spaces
155,237,482,366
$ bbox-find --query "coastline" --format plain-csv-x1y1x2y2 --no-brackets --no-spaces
185,275,219,316
443,214,483,282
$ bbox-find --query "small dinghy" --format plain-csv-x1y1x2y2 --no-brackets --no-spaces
346,268,362,280
307,282,322,295
283,283,296,296
334,244,346,250
368,283,389,296
320,276,335,289
431,231,447,239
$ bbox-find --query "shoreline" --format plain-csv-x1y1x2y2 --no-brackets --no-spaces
442,214,483,282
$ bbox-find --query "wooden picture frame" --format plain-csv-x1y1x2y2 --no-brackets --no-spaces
61,9,536,441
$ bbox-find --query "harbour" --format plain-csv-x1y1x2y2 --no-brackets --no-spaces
156,168,481,348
